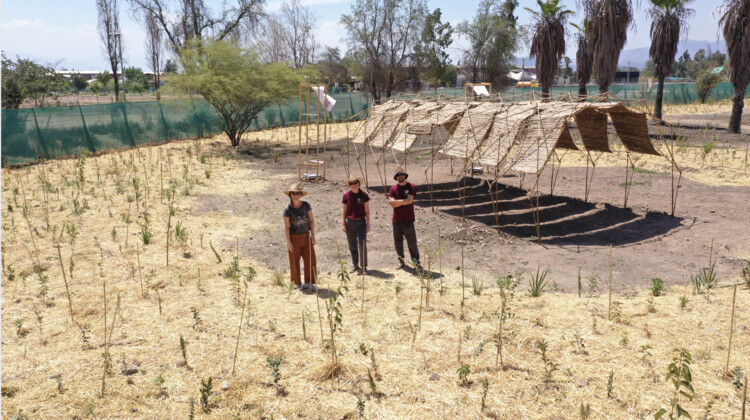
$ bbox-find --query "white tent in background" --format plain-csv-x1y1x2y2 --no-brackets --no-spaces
507,70,537,81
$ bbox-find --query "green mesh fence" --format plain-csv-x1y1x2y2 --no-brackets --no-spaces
417,82,749,103
1,92,372,165
2,83,743,165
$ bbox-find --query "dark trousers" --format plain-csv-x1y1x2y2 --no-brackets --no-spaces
345,218,367,269
288,233,316,285
392,221,419,264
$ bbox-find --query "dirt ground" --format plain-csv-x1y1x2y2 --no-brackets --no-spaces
217,109,750,294
1,105,749,419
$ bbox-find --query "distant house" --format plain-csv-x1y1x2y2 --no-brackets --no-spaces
613,70,640,84
55,70,102,82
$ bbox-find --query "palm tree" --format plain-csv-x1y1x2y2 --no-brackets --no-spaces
719,0,750,133
526,0,575,98
648,0,694,120
582,0,634,96
571,20,591,100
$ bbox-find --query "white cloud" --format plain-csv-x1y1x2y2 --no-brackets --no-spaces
315,20,347,52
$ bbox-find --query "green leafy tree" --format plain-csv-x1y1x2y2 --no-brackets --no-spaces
168,40,301,147
719,0,750,133
90,80,104,95
317,47,349,87
341,0,427,102
415,8,453,87
124,66,150,93
96,71,113,85
526,0,573,98
457,0,522,87
70,73,89,94
648,0,694,120
582,0,635,95
163,59,178,73
1,54,64,109
695,70,723,103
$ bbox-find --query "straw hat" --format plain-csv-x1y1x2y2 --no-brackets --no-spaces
345,175,365,186
393,167,408,181
283,183,308,196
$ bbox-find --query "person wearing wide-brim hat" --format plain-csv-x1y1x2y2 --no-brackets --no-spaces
341,175,370,273
388,167,421,270
283,183,316,290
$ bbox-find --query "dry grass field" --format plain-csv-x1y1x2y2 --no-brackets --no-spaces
1,115,749,419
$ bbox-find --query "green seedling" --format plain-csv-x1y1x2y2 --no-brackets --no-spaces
651,277,665,296
655,348,694,419
457,363,471,386
536,339,559,385
528,266,550,297
199,377,212,413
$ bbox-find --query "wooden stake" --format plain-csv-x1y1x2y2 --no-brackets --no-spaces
461,233,466,320
160,163,164,204
608,245,613,321
725,284,738,375
231,280,249,376
742,375,747,420
55,244,76,324
166,208,172,267
136,243,144,297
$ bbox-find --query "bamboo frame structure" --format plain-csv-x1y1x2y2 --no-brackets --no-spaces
345,90,683,243
298,84,329,181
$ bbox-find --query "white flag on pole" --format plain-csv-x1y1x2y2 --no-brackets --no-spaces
311,86,336,112
473,85,490,96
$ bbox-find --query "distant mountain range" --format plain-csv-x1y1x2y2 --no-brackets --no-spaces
513,39,727,71
618,39,727,69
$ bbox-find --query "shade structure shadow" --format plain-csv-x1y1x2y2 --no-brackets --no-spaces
360,269,395,280
389,176,683,246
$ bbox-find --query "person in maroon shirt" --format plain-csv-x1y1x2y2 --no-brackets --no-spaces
388,167,421,270
341,176,370,273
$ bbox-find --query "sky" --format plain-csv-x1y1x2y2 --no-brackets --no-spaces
1,0,728,72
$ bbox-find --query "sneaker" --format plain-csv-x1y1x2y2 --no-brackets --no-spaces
295,284,304,291
350,266,361,273
301,283,310,291
395,261,405,270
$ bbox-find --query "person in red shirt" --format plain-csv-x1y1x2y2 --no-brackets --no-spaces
341,176,370,273
388,167,421,270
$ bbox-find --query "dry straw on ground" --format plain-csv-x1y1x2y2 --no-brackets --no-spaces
1,122,748,419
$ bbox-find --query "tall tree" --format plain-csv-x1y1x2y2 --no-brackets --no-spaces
97,0,123,101
571,20,591,100
144,10,165,95
318,47,349,87
280,0,318,68
169,40,301,147
255,14,289,64
648,0,694,120
1,54,64,109
457,0,521,88
526,0,573,98
582,0,634,96
341,0,427,102
415,8,453,88
127,0,264,55
719,0,750,133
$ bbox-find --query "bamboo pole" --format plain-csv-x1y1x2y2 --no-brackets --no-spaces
231,280,249,376
608,244,613,321
136,243,144,297
55,245,76,324
724,284,737,375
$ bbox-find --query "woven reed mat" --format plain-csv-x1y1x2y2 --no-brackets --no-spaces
478,102,537,168
391,102,445,152
351,101,402,144
368,102,412,148
555,124,579,150
440,102,503,159
574,107,611,152
510,104,580,174
602,103,661,155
